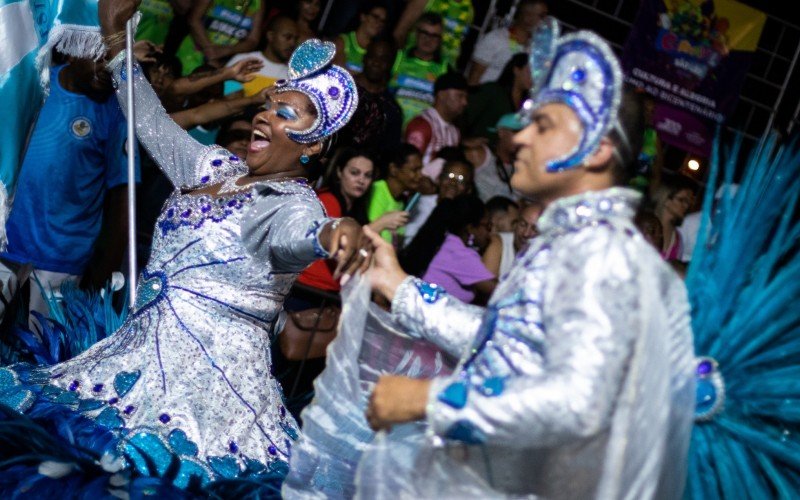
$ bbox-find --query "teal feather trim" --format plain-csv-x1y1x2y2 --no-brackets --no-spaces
686,134,800,498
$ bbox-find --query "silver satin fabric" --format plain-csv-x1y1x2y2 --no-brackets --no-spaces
283,277,457,498
356,187,696,499
43,57,330,472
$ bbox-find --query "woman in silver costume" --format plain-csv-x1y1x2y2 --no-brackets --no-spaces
0,0,369,488
351,24,696,498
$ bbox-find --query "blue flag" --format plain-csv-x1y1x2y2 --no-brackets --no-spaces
0,0,101,247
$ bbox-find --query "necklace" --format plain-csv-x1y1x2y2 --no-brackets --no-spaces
219,175,309,195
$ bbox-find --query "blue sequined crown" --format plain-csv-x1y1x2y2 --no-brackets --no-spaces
522,28,622,172
274,39,359,144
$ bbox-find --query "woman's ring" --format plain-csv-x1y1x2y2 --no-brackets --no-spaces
359,248,369,258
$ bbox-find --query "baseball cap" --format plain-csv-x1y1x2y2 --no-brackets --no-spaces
488,113,525,133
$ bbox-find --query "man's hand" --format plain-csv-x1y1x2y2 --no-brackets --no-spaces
133,40,162,63
362,226,407,302
227,57,264,83
366,375,431,431
326,218,372,284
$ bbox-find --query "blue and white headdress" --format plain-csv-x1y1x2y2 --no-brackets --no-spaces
274,39,359,144
523,28,623,172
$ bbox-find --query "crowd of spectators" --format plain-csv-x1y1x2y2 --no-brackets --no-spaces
3,0,706,415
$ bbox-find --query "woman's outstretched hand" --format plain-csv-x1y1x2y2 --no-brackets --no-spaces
99,0,141,36
361,226,408,302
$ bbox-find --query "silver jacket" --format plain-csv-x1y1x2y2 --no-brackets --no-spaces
357,188,696,499
36,56,331,481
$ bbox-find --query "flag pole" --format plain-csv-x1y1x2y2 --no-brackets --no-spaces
125,19,138,308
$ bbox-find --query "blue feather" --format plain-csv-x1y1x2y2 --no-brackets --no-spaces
686,134,800,498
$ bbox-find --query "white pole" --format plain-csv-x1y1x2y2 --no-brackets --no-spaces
125,19,138,308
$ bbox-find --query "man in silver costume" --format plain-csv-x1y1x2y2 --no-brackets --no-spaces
356,25,696,498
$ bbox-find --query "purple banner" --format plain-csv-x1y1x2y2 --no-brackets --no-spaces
623,0,767,151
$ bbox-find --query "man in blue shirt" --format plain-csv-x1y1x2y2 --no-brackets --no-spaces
0,55,139,323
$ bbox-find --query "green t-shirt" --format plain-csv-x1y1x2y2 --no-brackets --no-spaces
176,0,262,76
389,50,450,131
342,31,366,73
367,180,404,243
136,0,175,46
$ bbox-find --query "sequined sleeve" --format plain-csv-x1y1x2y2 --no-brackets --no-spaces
241,184,331,273
426,228,641,448
108,51,211,188
391,276,485,358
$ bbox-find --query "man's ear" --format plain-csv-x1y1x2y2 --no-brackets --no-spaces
582,137,615,172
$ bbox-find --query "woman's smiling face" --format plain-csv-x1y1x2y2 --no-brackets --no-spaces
248,90,320,176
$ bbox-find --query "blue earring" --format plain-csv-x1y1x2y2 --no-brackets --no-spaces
300,154,310,164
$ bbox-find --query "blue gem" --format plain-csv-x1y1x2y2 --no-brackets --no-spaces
114,370,141,397
168,429,199,457
229,155,239,162
181,209,192,218
211,159,223,167
159,413,171,424
68,380,80,391
167,208,175,218
571,68,586,82
124,405,136,415
201,204,211,213
108,397,119,405
227,199,237,207
51,373,64,379
279,406,286,418
328,86,340,99
93,383,104,393
696,379,716,414
268,445,277,455
438,381,468,409
201,175,210,183
697,359,714,376
229,441,239,453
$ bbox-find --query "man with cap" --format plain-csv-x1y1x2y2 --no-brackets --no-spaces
404,71,469,174
473,112,524,201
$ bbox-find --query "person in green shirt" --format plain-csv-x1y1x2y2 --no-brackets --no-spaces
367,144,424,245
175,0,266,76
393,0,474,68
389,12,450,130
333,1,387,74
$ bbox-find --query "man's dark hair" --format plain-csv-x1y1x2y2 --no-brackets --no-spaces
497,52,529,88
608,84,646,185
485,195,519,217
417,12,444,27
266,14,295,34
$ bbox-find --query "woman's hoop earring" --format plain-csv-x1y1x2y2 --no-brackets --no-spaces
300,154,310,165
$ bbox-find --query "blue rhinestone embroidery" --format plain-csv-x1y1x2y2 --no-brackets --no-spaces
414,280,446,304
134,270,167,312
169,429,200,457
157,192,253,236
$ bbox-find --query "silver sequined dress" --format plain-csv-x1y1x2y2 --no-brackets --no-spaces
23,58,331,482
356,188,696,499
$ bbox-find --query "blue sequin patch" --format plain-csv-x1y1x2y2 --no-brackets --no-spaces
0,368,35,413
444,420,486,445
113,370,141,398
169,429,199,457
208,456,240,478
134,270,167,313
95,407,124,429
414,280,446,304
